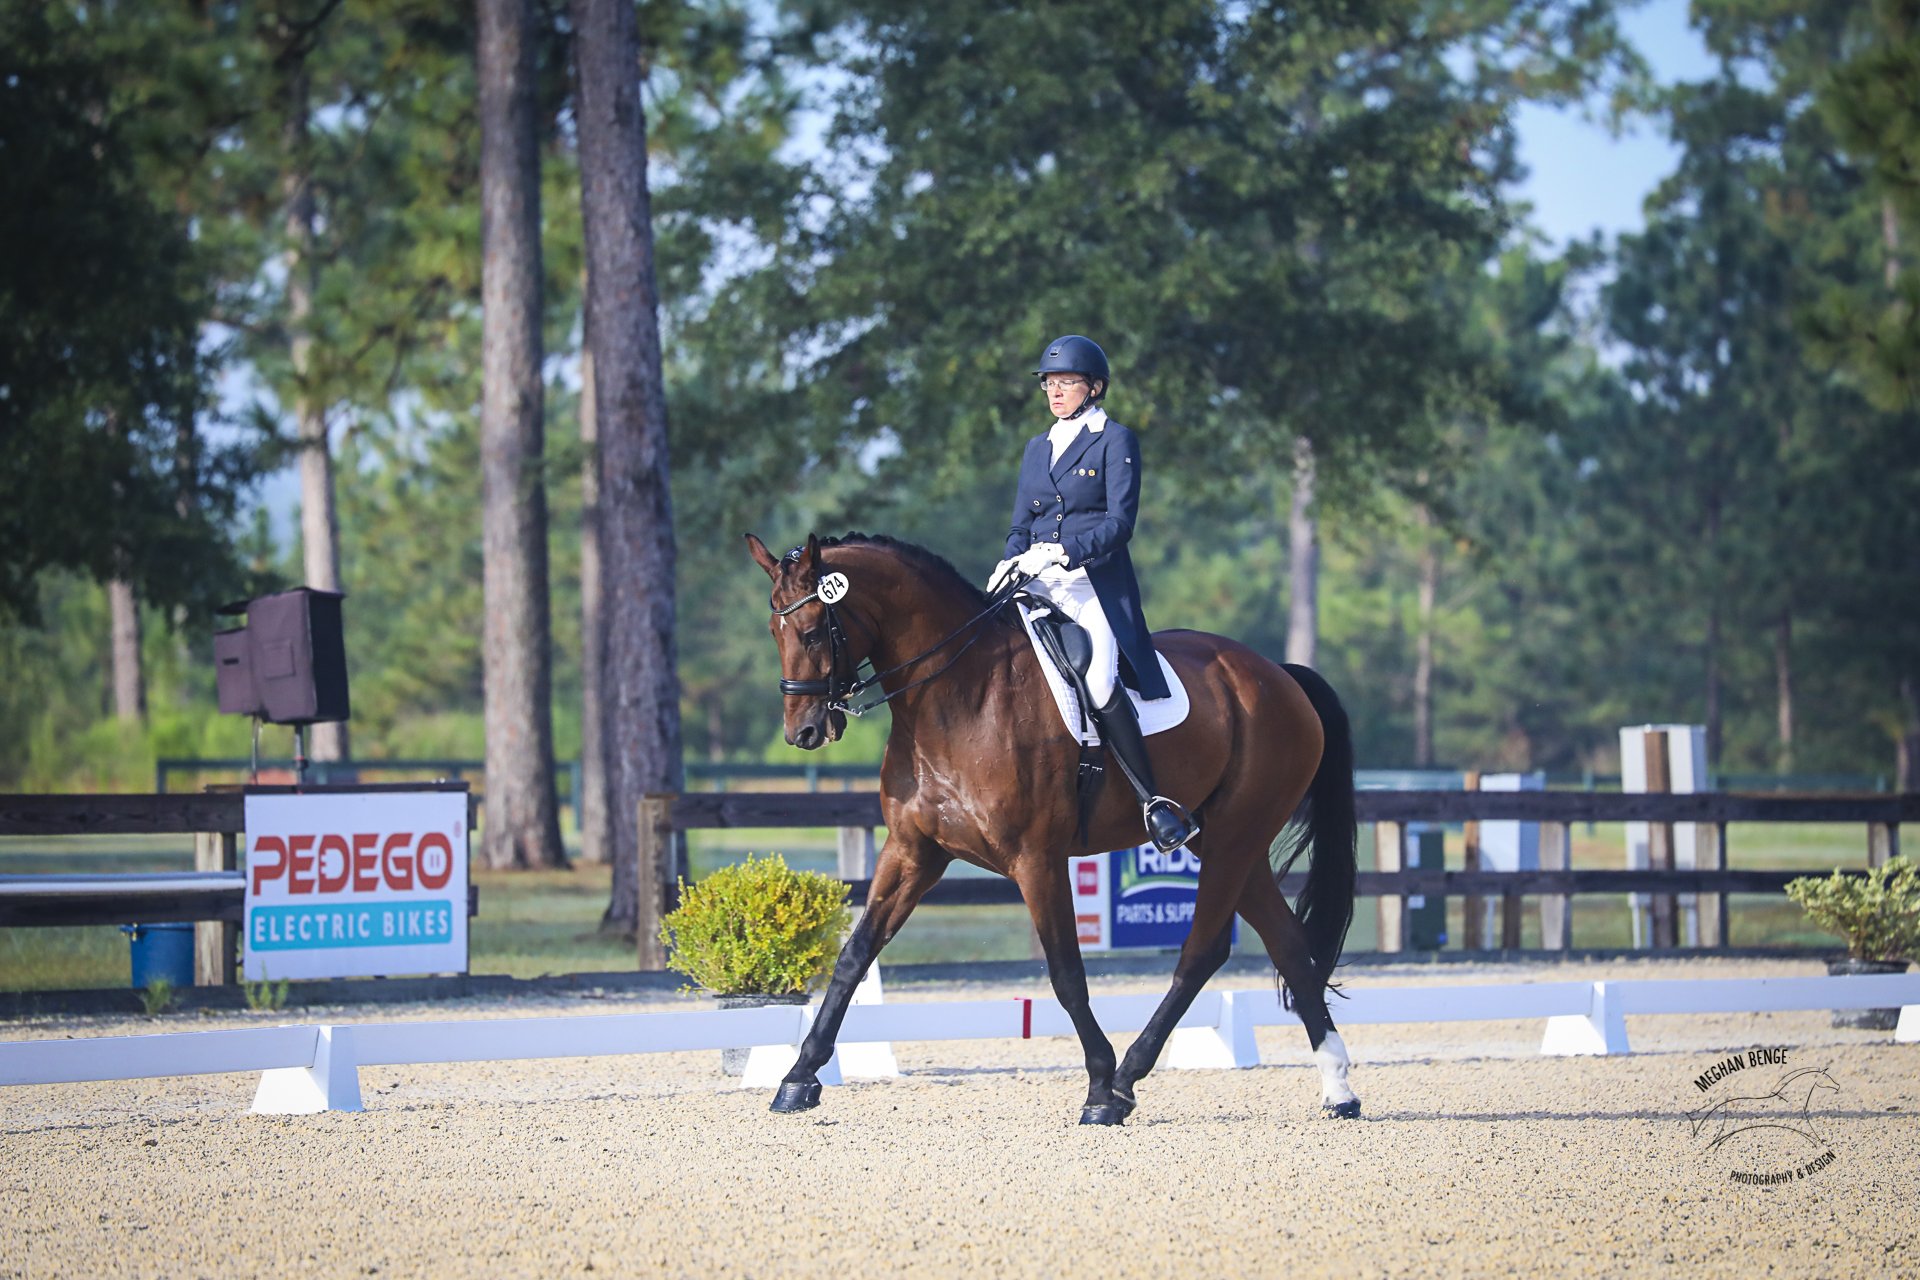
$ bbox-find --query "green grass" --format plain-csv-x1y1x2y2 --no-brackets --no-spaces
1,819,1871,993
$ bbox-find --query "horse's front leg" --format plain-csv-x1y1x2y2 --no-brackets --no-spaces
1017,862,1123,1125
769,834,948,1114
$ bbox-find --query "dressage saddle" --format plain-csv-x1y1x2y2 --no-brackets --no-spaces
1016,592,1107,842
1015,591,1201,855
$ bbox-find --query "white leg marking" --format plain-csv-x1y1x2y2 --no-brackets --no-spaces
1316,1030,1357,1105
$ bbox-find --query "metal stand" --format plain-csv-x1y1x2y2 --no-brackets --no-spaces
250,718,262,783
292,723,307,787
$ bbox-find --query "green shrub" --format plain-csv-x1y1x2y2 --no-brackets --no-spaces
1785,857,1920,961
139,977,176,1017
243,975,291,1012
660,854,850,996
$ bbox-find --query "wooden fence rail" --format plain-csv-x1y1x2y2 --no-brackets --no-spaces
662,789,1920,828
5,788,1911,972
647,788,1912,953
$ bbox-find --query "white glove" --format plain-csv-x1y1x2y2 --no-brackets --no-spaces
987,557,1018,592
1015,542,1068,576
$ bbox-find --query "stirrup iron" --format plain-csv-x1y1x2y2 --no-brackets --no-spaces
1143,794,1197,855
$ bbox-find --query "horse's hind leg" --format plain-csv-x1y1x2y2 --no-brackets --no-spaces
1236,867,1359,1117
1110,850,1253,1116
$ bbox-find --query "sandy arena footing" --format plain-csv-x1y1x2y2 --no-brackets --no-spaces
4,956,1917,1278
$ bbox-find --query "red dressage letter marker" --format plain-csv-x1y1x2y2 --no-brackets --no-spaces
416,832,454,890
250,836,287,894
286,834,317,894
383,833,415,891
317,834,350,894
351,832,379,892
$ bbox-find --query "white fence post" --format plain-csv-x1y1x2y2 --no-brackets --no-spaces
836,966,899,1080
1167,990,1261,1070
1540,982,1629,1057
251,1026,363,1114
740,1005,842,1089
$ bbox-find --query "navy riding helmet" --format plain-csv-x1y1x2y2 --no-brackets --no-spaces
1033,335,1110,398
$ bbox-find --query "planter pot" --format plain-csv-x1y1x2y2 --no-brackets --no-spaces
1827,957,1911,1030
715,992,810,1076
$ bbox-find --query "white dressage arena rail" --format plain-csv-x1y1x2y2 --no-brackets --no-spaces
2,975,1915,1114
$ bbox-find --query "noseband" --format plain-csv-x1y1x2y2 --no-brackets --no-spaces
771,579,860,704
768,555,1031,717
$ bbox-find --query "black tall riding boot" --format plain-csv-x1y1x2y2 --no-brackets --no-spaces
1092,688,1198,854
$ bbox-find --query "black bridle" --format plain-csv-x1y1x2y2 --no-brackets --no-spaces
770,560,1033,718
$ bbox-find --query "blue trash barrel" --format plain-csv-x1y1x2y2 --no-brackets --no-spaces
121,923,196,989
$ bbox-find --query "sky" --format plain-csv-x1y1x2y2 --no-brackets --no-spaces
1513,0,1718,248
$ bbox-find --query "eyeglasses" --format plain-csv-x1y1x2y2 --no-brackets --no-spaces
1040,376,1088,392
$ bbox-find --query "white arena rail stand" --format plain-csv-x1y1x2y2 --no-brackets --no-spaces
1537,974,1920,1056
3,977,1916,1114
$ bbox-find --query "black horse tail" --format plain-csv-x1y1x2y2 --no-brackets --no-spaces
1276,663,1358,988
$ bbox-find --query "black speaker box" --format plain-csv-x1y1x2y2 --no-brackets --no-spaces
213,626,262,716
245,588,350,725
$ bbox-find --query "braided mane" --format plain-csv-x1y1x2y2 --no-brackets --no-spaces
815,531,990,610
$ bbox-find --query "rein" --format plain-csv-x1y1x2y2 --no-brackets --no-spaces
772,568,1032,717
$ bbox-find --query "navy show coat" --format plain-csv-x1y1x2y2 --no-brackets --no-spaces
1003,414,1172,701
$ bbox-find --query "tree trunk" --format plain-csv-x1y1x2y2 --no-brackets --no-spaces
1884,196,1901,289
577,317,610,864
573,0,685,952
1775,609,1794,774
1900,675,1920,792
108,578,145,723
1703,488,1722,767
1413,505,1437,768
478,0,566,870
706,694,725,764
283,57,349,763
1285,435,1318,668
1704,602,1722,769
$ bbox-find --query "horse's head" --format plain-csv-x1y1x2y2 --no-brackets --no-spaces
747,532,861,750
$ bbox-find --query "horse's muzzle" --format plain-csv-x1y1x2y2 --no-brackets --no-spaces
787,709,844,751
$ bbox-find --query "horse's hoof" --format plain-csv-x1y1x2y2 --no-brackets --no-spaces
1079,1103,1128,1126
1322,1098,1361,1120
770,1080,822,1114
1109,1089,1137,1120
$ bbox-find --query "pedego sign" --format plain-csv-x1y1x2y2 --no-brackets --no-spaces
242,789,470,981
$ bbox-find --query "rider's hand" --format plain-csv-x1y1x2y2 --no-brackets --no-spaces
1015,543,1067,576
987,557,1017,591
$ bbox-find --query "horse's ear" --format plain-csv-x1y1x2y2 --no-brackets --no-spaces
805,532,823,577
745,533,780,579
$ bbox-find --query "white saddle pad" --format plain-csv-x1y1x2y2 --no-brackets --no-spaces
1017,604,1191,747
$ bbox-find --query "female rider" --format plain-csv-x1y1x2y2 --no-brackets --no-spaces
991,335,1198,854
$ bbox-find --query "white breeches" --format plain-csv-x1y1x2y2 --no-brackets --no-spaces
1033,567,1119,706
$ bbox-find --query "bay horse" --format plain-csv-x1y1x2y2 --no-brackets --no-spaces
745,531,1361,1124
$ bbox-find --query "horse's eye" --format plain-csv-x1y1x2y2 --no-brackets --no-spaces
801,628,824,649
